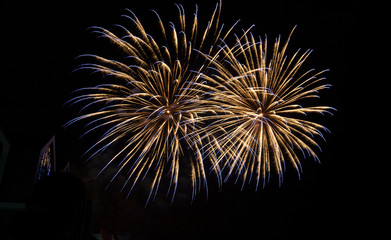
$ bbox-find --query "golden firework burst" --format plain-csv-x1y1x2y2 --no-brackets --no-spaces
195,28,335,189
66,1,335,204
66,1,239,203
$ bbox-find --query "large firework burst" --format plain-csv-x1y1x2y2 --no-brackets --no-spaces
66,1,238,203
196,28,335,190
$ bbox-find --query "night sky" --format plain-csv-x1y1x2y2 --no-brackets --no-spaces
1,0,361,239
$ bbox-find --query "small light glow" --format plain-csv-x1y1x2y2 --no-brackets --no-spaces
259,113,263,117
166,110,170,114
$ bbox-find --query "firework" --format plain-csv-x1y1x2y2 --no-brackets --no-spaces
195,28,335,190
66,1,238,203
66,0,335,203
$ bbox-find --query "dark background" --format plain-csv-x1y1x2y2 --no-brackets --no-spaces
1,0,361,239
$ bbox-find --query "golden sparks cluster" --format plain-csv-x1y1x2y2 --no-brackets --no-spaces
67,1,335,203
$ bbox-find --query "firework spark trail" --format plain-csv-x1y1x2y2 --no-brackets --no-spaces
66,1,239,203
194,28,335,190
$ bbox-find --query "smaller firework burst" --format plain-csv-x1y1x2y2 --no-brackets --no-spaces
194,28,335,190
